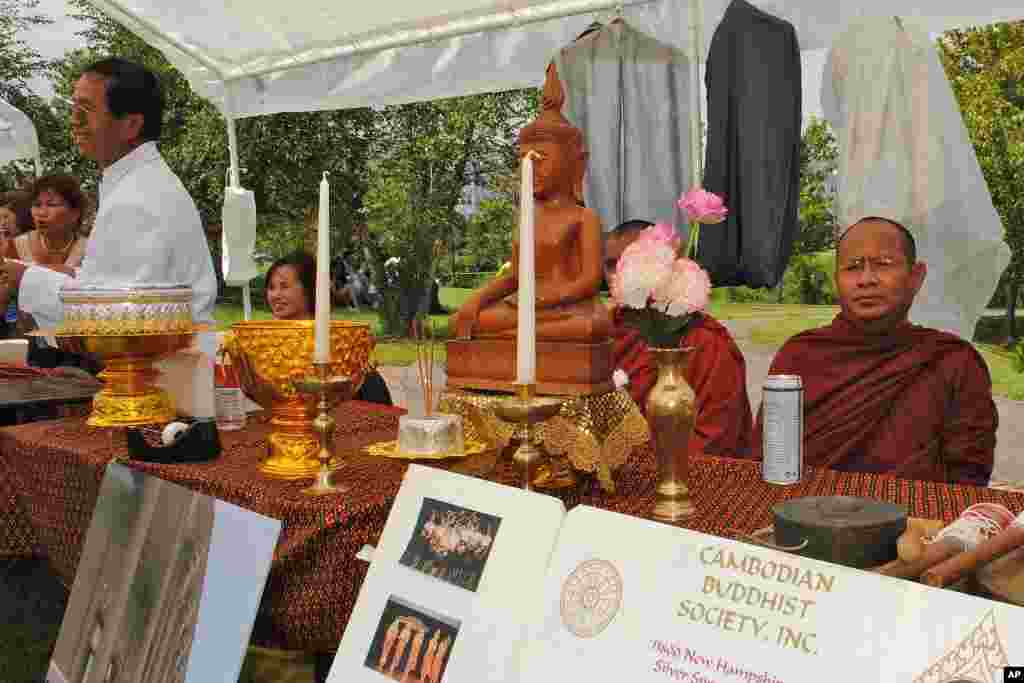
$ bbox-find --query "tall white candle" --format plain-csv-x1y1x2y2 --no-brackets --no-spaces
516,153,536,385
314,172,331,363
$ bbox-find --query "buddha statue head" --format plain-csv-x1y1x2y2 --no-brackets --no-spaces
517,105,587,202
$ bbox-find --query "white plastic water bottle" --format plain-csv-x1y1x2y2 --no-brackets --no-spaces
215,350,246,431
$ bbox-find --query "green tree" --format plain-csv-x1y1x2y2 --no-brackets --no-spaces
0,0,50,96
938,22,1024,340
793,116,839,256
50,1,378,290
462,196,515,272
367,90,538,335
0,0,53,188
767,116,838,303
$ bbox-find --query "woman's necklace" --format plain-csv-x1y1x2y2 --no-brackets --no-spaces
38,230,75,260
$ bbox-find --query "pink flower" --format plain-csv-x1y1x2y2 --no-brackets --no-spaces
652,257,711,317
611,238,675,310
678,187,728,224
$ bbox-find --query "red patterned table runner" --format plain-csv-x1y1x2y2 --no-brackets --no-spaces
1,405,1022,652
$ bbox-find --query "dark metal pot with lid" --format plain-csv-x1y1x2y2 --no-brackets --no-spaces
772,496,908,569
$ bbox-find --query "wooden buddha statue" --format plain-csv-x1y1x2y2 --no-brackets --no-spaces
446,63,614,394
449,78,611,343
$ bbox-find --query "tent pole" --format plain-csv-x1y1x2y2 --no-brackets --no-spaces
223,87,250,319
227,117,241,188
689,0,704,189
225,90,241,190
242,282,252,321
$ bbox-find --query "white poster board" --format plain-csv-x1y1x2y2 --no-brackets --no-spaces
47,463,281,683
329,464,566,683
526,505,1023,683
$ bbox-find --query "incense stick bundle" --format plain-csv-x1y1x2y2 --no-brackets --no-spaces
413,317,435,416
922,520,1024,588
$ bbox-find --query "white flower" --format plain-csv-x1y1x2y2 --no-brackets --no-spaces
613,368,630,389
611,240,675,310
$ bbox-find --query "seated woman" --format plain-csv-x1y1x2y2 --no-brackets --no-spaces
0,190,33,241
1,175,87,273
0,175,96,371
449,107,611,343
0,190,34,338
265,251,392,406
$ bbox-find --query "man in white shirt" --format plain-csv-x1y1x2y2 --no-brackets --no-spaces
1,58,217,331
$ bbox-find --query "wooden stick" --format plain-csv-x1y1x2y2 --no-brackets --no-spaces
875,538,961,579
921,524,1024,588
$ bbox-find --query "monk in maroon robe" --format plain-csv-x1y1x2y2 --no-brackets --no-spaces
748,217,996,485
607,220,753,457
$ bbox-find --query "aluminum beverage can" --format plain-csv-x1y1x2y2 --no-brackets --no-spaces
761,374,803,484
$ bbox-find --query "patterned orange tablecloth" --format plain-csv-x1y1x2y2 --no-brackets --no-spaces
2,403,1023,653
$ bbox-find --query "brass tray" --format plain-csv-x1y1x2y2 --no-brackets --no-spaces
365,438,489,461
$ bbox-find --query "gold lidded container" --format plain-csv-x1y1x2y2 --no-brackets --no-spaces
55,285,199,427
59,285,194,336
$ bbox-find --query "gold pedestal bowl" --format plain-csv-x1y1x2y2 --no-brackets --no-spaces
224,320,374,480
57,332,196,427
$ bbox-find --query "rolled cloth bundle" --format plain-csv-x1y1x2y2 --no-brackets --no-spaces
879,504,1014,579
922,508,1024,588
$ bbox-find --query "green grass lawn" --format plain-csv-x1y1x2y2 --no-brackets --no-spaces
742,305,840,345
739,305,1024,401
214,288,473,366
216,291,1024,399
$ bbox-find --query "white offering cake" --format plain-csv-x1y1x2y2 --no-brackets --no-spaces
58,285,194,336
397,414,465,456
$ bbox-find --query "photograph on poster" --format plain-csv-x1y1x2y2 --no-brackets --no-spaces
364,595,460,683
398,497,501,592
46,463,279,683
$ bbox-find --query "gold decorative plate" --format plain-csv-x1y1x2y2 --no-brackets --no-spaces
365,438,489,461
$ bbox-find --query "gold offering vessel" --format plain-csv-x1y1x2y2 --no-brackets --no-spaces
494,384,567,491
293,365,353,495
55,286,198,427
225,320,374,479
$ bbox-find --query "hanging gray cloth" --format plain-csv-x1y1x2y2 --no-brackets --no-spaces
823,17,1010,340
555,20,694,231
701,0,802,288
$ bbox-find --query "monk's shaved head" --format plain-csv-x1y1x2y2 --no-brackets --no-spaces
839,217,917,266
834,216,927,334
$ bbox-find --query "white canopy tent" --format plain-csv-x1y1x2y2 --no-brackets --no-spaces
86,0,1024,178
84,0,1023,336
0,97,41,176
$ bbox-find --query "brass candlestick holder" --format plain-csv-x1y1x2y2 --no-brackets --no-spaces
494,384,566,491
292,363,353,496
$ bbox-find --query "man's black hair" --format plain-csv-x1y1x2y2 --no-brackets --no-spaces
608,219,654,237
82,58,164,142
840,216,917,264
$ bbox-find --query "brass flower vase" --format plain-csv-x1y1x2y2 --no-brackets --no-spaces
647,346,697,522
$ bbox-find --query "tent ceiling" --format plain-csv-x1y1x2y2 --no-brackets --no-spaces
91,0,1023,117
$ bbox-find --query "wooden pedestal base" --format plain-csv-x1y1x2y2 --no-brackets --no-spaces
445,338,614,396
